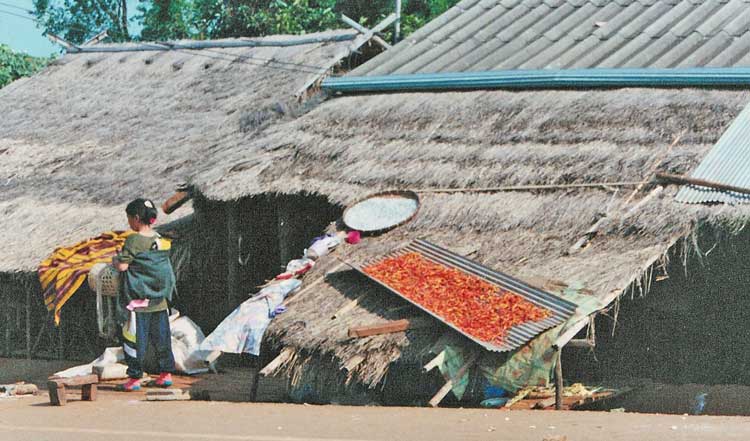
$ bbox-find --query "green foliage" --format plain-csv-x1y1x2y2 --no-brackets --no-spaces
31,0,461,45
32,0,131,44
190,0,339,39
0,44,53,88
139,0,193,40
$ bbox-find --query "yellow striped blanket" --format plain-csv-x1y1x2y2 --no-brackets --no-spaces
39,231,133,325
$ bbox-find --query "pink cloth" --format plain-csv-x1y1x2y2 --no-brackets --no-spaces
346,231,361,245
126,299,150,311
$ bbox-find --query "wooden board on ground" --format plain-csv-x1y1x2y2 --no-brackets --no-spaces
348,317,432,338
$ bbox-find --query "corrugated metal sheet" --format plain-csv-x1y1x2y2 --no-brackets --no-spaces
352,0,750,77
676,103,750,204
347,239,578,352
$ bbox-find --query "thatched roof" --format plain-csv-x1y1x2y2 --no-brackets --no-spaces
195,87,750,386
0,30,361,273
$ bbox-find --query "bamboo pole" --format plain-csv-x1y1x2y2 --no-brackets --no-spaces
656,172,750,196
414,181,642,194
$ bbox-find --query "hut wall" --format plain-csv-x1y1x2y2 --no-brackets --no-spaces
0,272,102,361
564,225,750,386
184,192,342,333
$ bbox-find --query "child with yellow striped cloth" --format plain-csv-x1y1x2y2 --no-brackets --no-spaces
113,198,176,392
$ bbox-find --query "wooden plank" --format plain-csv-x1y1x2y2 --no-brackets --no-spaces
348,317,432,338
428,351,479,407
532,396,557,409
48,374,98,387
162,191,191,214
81,383,97,401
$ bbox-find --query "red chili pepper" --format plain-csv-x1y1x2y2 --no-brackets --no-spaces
364,252,550,344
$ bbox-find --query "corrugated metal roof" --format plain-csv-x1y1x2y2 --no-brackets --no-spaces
348,239,577,352
353,0,750,76
676,103,750,204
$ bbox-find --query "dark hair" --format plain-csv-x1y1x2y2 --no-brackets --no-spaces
125,198,158,225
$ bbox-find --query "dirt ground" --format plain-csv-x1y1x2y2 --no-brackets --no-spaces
4,358,750,440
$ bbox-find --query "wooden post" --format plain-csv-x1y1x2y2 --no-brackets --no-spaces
81,383,97,401
25,286,31,359
47,382,66,406
277,197,294,270
554,348,563,410
394,0,401,44
226,204,239,306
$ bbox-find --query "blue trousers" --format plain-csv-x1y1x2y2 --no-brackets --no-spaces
124,309,175,379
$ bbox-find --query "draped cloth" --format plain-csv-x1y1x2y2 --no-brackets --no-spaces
38,231,133,325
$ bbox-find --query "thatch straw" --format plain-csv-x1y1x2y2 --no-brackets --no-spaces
0,30,357,272
200,87,750,387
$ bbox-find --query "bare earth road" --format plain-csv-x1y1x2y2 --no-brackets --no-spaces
2,394,750,441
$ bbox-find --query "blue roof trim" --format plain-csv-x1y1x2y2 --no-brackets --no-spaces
324,67,750,93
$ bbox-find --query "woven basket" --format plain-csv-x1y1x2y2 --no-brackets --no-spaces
88,263,120,297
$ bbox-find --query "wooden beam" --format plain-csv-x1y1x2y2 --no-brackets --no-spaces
428,351,479,407
259,348,294,377
294,14,397,98
656,172,750,196
348,317,432,338
341,14,391,50
46,32,80,52
162,191,191,214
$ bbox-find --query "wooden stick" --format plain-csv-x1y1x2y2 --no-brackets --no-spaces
341,15,391,50
428,351,479,407
414,181,642,194
622,133,682,205
259,348,294,377
656,172,750,196
348,317,432,338
422,350,446,372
